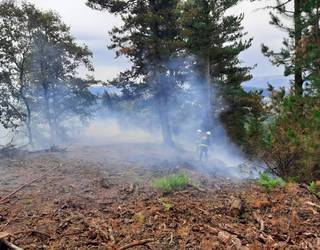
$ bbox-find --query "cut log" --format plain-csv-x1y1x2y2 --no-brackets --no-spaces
230,198,243,217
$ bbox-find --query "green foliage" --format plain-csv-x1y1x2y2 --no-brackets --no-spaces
221,89,266,155
87,0,182,145
158,198,174,211
263,95,320,181
258,173,285,190
308,181,317,193
0,1,95,145
152,172,189,193
87,0,254,144
180,0,253,131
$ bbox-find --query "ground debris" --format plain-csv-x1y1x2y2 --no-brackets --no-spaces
0,145,319,249
0,232,24,250
119,238,155,250
230,197,243,217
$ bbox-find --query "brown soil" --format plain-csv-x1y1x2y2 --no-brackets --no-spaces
0,143,319,249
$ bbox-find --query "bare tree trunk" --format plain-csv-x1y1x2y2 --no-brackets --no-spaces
204,54,213,130
22,96,33,146
19,73,33,147
157,94,174,146
43,85,55,144
294,0,303,96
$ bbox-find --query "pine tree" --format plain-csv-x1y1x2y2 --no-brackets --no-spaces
87,0,181,145
250,0,320,181
299,0,320,93
251,0,304,95
180,0,254,142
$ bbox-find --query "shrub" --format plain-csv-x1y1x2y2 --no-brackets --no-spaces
308,181,317,193
245,92,320,183
258,173,285,190
152,172,189,193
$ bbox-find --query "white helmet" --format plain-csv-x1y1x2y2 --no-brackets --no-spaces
197,129,202,133
206,131,211,135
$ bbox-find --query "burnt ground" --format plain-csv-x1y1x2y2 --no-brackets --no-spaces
0,143,319,250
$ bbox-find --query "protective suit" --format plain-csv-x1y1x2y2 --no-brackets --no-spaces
197,131,211,161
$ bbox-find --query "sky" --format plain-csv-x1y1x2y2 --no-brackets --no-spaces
27,0,288,84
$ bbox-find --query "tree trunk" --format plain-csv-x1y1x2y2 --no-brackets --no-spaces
23,96,33,147
204,54,213,130
19,74,33,147
294,0,303,96
157,95,174,147
43,85,55,144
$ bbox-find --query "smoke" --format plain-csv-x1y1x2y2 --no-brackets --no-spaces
72,56,259,179
79,117,161,144
0,48,260,179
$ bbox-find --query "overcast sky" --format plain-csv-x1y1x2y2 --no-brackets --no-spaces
27,0,287,82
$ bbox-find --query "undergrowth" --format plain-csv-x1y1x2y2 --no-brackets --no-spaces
258,173,285,190
308,181,317,193
152,172,189,193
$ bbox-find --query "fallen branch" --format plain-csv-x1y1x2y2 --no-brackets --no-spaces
300,184,320,200
253,212,265,231
0,232,24,250
196,207,210,216
119,238,155,250
2,239,24,250
205,225,219,235
0,232,10,239
0,176,45,204
108,226,115,244
83,219,109,242
305,201,320,210
13,230,51,239
0,164,61,204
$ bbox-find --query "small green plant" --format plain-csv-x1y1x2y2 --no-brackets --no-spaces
24,197,33,205
152,172,189,193
158,198,173,211
258,173,285,190
134,212,145,223
308,181,317,193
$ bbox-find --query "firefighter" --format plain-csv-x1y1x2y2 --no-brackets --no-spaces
198,130,211,161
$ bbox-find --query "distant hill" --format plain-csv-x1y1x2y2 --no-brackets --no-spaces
88,85,121,95
242,75,291,96
88,75,292,97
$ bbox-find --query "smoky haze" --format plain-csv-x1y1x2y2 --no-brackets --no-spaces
0,1,265,181
72,57,258,179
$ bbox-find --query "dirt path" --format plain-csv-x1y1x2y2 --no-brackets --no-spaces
0,144,319,249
